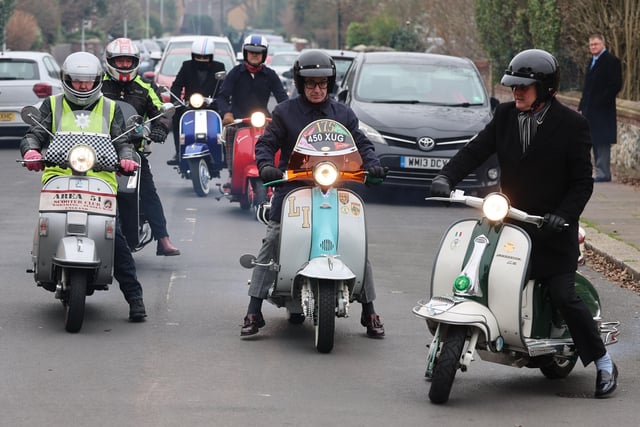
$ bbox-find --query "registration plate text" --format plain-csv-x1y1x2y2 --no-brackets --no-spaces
400,156,449,170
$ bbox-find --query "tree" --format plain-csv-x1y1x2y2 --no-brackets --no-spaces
6,8,38,49
14,0,60,47
0,0,16,49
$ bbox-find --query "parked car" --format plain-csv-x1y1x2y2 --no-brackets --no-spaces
0,51,63,145
267,51,299,96
133,38,163,76
336,51,500,195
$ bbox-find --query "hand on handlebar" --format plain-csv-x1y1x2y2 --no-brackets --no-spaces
222,113,235,126
365,166,388,185
119,159,139,174
259,164,283,183
430,175,452,198
149,126,168,143
542,213,568,232
23,149,44,171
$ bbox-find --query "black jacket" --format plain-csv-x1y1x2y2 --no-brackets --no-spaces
170,59,226,102
438,98,594,277
578,49,622,146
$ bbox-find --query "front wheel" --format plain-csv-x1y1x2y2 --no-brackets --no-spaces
64,269,87,333
429,325,466,404
189,158,210,197
314,279,336,353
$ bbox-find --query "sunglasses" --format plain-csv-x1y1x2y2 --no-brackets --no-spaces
304,80,329,89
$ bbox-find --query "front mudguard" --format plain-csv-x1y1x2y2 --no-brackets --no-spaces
52,236,101,267
413,297,501,344
298,256,356,281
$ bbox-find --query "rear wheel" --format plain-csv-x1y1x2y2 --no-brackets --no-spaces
540,355,577,379
190,158,210,197
64,270,87,333
429,325,466,404
314,279,336,353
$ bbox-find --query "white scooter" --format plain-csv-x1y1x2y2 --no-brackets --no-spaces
412,190,620,404
240,119,382,353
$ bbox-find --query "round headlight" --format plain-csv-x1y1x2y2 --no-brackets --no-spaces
482,193,509,221
68,144,96,173
189,93,204,108
313,162,339,187
250,112,266,128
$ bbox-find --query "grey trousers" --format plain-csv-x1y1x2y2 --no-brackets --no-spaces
248,220,377,303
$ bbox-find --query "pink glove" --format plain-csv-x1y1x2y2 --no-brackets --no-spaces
119,159,139,173
24,149,44,171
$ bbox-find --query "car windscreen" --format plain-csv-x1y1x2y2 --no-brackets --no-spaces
0,59,39,80
355,62,487,106
159,51,233,77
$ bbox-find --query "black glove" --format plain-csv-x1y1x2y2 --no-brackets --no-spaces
366,165,387,185
259,164,283,183
149,126,168,143
430,175,452,197
543,213,567,232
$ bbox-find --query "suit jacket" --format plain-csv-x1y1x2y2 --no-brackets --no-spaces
439,98,594,277
578,49,622,145
170,59,226,102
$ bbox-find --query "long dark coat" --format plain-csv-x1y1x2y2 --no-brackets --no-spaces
578,49,622,146
170,59,226,101
439,98,594,277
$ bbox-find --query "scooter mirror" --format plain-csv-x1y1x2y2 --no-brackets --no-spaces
160,103,175,118
21,105,41,125
125,115,145,132
239,254,257,269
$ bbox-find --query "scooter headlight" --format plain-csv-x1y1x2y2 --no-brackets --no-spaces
482,193,509,222
250,112,266,128
67,144,96,173
313,162,339,187
189,93,205,108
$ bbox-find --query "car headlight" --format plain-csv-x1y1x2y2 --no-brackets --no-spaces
482,193,509,221
250,112,266,128
67,144,96,173
313,162,339,187
189,93,204,108
358,120,387,145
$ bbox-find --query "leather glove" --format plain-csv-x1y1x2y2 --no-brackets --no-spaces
259,164,283,183
149,126,168,143
222,113,235,126
430,175,452,197
543,213,567,232
366,165,387,185
119,159,139,173
24,149,44,172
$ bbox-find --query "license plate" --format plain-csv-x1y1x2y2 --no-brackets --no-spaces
400,156,449,170
0,112,15,121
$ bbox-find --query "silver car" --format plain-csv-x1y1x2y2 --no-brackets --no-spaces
0,51,63,144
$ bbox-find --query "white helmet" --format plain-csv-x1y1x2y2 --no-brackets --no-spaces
242,34,269,64
191,37,215,61
105,37,140,82
61,52,103,107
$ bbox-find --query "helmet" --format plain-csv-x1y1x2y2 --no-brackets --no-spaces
293,50,336,95
61,52,103,107
242,34,269,64
501,49,559,104
191,37,215,61
105,38,140,82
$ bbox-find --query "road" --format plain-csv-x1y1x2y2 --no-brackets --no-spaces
0,139,637,426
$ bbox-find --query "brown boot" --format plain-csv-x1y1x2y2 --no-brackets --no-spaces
156,236,180,256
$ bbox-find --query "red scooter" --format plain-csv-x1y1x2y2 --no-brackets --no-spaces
217,112,278,216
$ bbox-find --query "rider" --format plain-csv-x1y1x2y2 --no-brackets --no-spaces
20,51,147,322
167,37,227,166
430,49,618,398
216,34,289,182
240,50,388,338
102,37,180,256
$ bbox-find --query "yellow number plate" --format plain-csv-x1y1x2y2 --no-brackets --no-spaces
0,112,15,121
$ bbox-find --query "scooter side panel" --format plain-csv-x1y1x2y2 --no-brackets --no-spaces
180,110,222,146
276,188,313,294
336,189,366,296
231,127,256,192
486,225,532,347
430,219,478,298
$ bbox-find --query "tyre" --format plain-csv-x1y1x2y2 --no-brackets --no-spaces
189,158,210,197
64,269,87,333
314,279,336,353
540,355,577,379
429,325,466,404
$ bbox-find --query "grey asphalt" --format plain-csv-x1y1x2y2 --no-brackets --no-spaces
581,180,640,280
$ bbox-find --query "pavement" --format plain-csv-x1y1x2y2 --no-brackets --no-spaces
580,180,640,280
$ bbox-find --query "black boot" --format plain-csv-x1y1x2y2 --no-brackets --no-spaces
129,298,147,322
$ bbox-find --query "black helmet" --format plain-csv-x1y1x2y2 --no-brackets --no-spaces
293,50,336,96
501,49,559,104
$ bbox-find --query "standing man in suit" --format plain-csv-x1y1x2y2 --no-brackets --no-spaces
167,37,226,165
578,33,622,182
430,49,618,398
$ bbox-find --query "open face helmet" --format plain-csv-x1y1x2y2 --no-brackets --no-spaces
242,34,269,64
105,38,140,82
293,50,336,96
61,52,103,107
191,37,215,62
501,49,559,105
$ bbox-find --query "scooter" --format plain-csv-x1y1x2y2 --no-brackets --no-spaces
217,111,277,215
412,190,621,404
239,119,383,353
162,73,225,197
